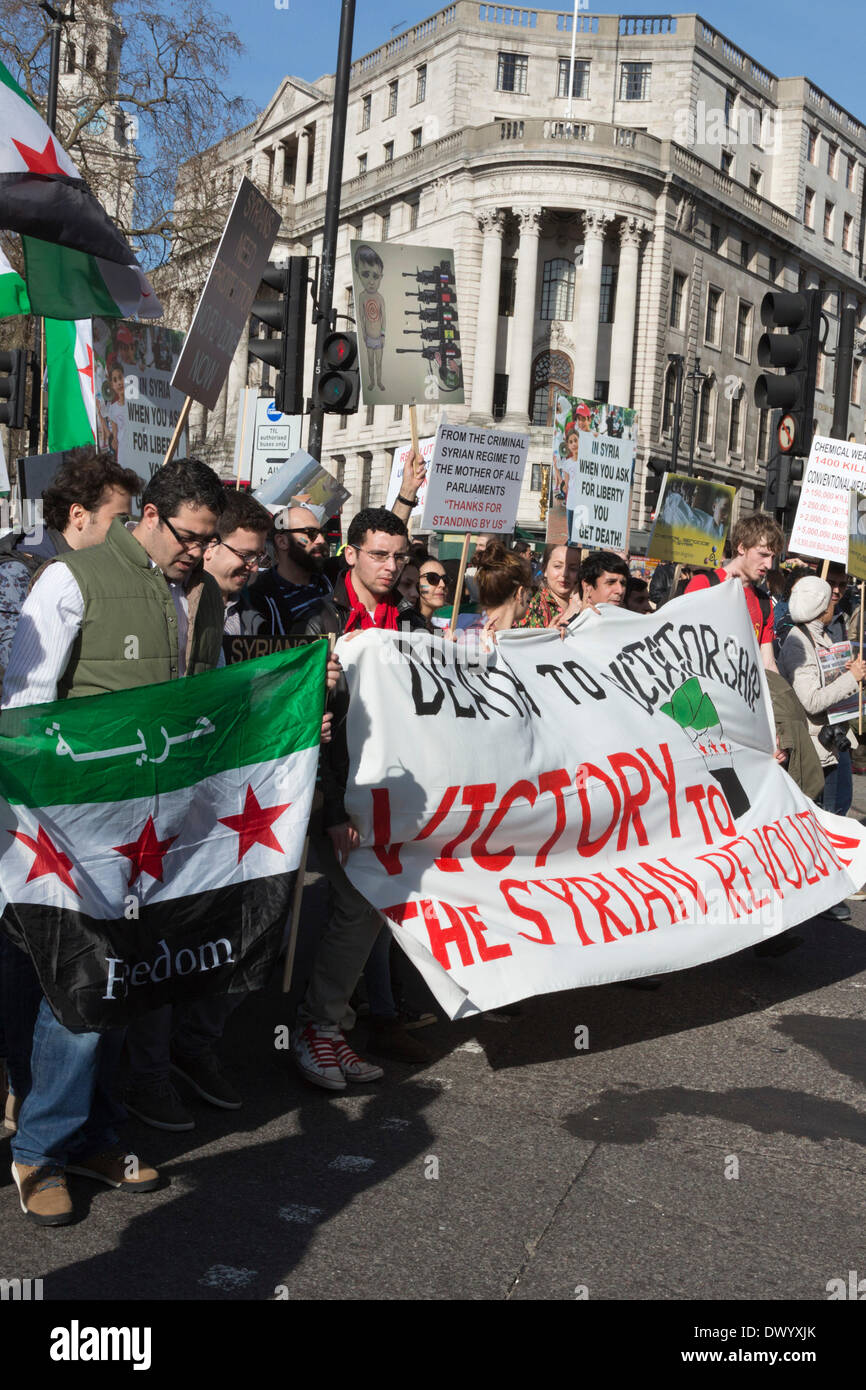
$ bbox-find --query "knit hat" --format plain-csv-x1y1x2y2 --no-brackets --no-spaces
788,575,831,624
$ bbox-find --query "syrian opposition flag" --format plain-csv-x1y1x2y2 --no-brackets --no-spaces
0,244,31,316
0,60,161,320
0,643,326,1031
45,318,97,451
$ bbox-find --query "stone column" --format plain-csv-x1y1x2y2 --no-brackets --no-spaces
572,208,612,399
272,143,286,195
503,206,543,427
468,207,506,422
609,217,648,407
296,128,310,201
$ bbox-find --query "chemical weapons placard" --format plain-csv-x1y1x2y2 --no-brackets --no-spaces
350,239,463,407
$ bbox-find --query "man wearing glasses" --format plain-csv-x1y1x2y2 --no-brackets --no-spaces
291,507,430,1091
2,458,227,1225
248,504,334,636
202,491,275,636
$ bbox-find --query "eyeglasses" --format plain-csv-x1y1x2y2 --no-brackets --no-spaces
419,572,448,587
219,538,270,570
355,548,411,567
283,526,327,541
160,514,220,554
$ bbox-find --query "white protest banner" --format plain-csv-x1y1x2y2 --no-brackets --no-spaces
420,423,528,534
789,435,866,563
384,436,435,521
338,583,866,1018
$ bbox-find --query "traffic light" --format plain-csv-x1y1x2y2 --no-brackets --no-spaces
312,330,360,413
248,257,309,416
754,290,823,458
0,348,26,430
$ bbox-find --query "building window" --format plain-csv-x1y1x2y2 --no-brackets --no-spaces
670,271,687,329
339,414,348,430
394,403,403,422
415,65,427,103
493,373,509,421
387,80,398,118
721,149,734,176
599,265,617,323
359,452,372,507
85,45,96,72
358,154,367,175
728,390,744,454
757,407,772,461
620,62,650,101
497,52,528,94
381,208,390,238
847,155,857,191
530,463,543,491
594,379,609,402
705,287,723,346
749,166,762,194
824,200,835,240
698,378,715,445
411,127,422,150
661,362,677,434
740,240,751,269
709,223,721,253
768,255,777,283
804,187,815,228
498,258,517,317
807,128,819,163
540,258,575,320
360,94,371,131
530,352,572,427
843,212,854,251
852,359,862,406
556,58,590,99
407,198,419,231
383,141,394,163
365,405,375,427
735,300,753,359
65,42,76,74
827,141,838,178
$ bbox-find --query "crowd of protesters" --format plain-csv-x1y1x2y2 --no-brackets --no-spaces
0,444,864,1227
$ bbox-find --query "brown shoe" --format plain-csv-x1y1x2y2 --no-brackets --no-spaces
11,1161,74,1225
66,1147,160,1191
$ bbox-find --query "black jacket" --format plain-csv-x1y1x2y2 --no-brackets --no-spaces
303,574,427,828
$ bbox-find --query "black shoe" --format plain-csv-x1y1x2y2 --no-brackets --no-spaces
821,902,852,922
171,1054,242,1110
366,1018,433,1063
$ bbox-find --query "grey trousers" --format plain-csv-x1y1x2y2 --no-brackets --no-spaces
296,831,384,1031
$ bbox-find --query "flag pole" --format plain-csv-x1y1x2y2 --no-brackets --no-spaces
859,580,864,736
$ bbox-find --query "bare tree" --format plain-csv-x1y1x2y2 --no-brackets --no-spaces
0,0,253,267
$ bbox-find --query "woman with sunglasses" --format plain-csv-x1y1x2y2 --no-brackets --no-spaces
414,556,451,631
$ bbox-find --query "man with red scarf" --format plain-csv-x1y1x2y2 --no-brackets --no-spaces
292,509,428,1090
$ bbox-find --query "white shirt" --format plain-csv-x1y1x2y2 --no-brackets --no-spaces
0,560,222,710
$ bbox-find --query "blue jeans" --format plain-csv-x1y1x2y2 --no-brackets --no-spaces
11,999,127,1168
822,747,853,817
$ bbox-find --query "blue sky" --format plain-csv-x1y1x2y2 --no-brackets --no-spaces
222,0,862,122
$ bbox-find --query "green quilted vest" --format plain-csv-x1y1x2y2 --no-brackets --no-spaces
56,519,223,699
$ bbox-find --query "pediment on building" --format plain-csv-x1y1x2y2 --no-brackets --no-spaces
256,76,330,137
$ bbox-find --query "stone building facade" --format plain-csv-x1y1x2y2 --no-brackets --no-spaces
164,6,866,544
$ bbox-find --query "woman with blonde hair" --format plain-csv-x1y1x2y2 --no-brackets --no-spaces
518,543,580,628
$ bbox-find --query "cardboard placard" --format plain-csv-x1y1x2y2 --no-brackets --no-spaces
420,424,528,534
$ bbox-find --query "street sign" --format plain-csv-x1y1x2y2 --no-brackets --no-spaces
778,413,795,453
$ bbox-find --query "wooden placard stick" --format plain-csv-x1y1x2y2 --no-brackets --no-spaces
161,395,193,469
409,402,419,455
449,533,472,637
820,557,830,581
860,580,864,735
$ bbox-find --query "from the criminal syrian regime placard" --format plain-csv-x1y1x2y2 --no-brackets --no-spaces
789,435,866,564
172,178,281,411
420,424,528,534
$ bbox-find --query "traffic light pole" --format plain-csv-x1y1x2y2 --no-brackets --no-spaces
306,0,356,463
831,302,857,440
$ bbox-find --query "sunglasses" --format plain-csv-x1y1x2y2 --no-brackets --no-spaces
419,572,448,587
284,526,327,542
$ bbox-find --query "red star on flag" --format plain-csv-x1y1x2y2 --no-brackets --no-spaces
78,343,94,394
12,134,67,177
114,815,177,887
13,824,80,896
219,784,291,863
